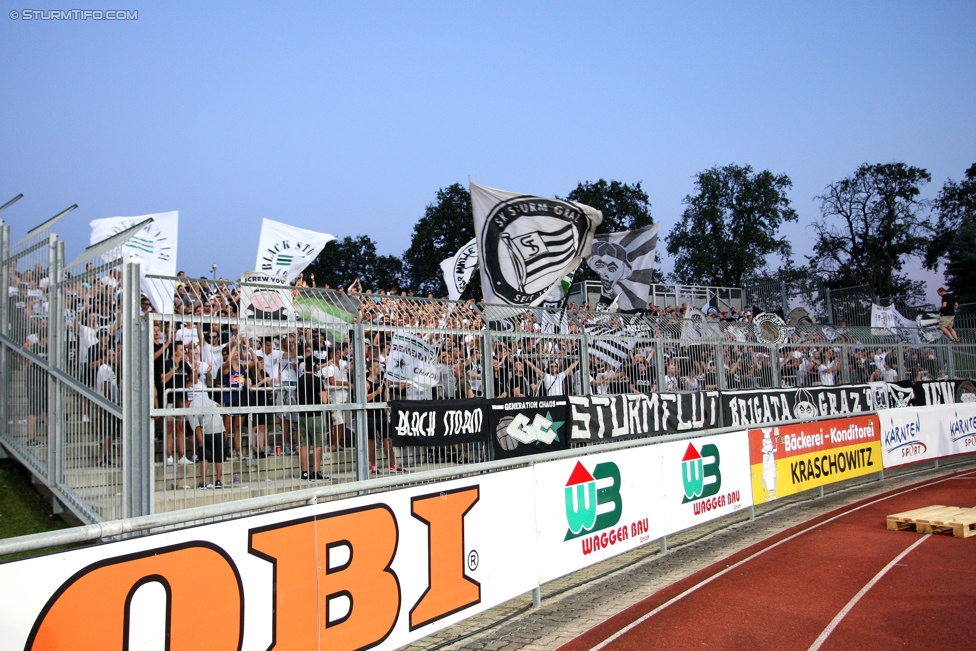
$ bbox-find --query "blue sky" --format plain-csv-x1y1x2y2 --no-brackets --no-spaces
1,2,973,293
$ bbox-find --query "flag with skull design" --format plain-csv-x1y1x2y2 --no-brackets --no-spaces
586,224,659,312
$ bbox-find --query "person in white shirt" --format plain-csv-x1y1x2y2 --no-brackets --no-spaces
322,347,352,451
525,358,579,397
816,351,839,386
96,348,120,466
278,336,301,454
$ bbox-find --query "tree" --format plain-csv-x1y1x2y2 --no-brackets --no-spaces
403,183,476,297
665,164,798,288
810,163,932,298
305,235,386,289
927,163,976,304
564,179,653,234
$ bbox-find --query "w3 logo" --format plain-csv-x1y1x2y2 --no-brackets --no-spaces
563,461,622,541
681,443,721,503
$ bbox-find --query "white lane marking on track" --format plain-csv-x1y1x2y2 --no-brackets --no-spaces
806,534,929,651
583,469,976,651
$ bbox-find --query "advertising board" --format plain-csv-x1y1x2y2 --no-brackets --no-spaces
0,471,537,651
748,415,882,504
879,403,976,468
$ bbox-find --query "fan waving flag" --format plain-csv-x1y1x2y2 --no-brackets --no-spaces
255,218,334,283
440,237,479,301
586,224,659,312
471,182,602,307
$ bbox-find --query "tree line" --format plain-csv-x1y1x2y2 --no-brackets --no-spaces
305,162,976,305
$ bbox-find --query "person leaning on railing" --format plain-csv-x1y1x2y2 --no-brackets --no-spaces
160,340,192,466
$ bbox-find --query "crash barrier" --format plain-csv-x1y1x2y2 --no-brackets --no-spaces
2,401,974,650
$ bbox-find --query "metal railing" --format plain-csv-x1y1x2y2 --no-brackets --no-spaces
2,222,975,525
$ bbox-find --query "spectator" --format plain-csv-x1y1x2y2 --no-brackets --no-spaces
937,287,960,342
187,391,224,488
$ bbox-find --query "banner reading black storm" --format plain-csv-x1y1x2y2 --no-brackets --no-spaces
389,399,488,447
568,392,719,442
488,398,570,459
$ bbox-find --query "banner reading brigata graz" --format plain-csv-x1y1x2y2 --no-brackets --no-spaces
724,385,878,428
879,402,976,468
568,392,720,442
0,472,538,651
748,414,882,505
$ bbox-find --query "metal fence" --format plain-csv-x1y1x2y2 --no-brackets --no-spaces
2,221,975,525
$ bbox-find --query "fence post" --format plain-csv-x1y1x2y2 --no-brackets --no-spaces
770,343,781,388
896,344,906,380
824,288,833,325
121,260,152,517
780,280,788,315
351,322,370,482
47,238,65,489
0,224,9,438
946,342,956,379
579,329,591,396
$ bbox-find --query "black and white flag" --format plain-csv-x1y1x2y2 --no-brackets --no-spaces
471,182,602,307
586,224,659,312
439,237,479,301
255,218,334,283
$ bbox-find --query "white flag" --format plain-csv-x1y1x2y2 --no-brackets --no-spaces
385,333,440,389
255,218,334,283
439,237,478,301
89,211,179,314
586,224,659,312
471,182,602,307
871,303,920,343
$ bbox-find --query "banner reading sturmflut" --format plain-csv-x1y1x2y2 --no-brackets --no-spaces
471,182,602,307
586,224,659,311
89,211,179,314
440,237,479,301
255,218,334,283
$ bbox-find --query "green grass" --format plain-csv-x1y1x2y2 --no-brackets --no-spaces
0,459,71,562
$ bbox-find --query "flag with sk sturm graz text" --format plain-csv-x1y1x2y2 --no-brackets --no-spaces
471,182,602,307
255,218,334,283
440,237,479,301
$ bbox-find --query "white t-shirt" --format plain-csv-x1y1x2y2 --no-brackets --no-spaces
817,362,836,386
256,348,283,386
96,363,119,403
174,324,199,347
323,360,350,403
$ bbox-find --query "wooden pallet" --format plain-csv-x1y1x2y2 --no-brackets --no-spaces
887,505,976,539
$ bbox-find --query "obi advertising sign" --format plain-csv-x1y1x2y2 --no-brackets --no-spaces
0,471,537,651
748,415,882,504
534,448,665,584
658,431,752,533
879,403,976,468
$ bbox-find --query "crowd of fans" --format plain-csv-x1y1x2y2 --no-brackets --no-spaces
6,264,961,480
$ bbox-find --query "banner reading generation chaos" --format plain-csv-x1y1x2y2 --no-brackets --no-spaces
487,397,570,459
748,414,881,505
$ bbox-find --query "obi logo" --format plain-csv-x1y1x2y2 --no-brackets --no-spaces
564,461,621,541
681,443,721,503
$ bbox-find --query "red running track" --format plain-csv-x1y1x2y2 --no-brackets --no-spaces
557,471,976,651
